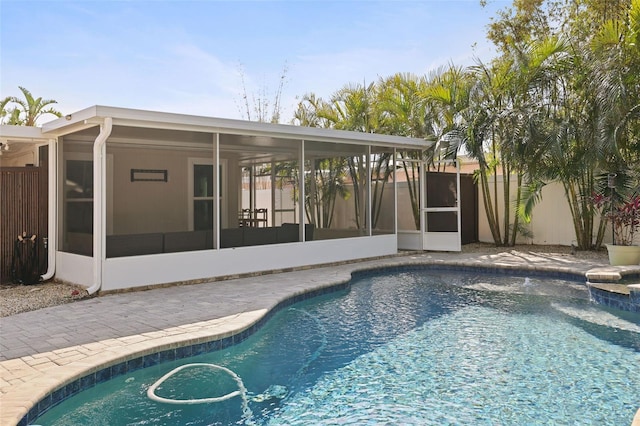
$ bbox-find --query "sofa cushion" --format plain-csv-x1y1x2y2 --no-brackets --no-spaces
106,233,164,258
220,228,244,248
277,223,300,243
243,227,278,246
164,230,208,253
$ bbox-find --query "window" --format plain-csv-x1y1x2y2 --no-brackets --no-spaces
61,151,113,256
193,163,214,230
188,158,225,231
65,159,93,234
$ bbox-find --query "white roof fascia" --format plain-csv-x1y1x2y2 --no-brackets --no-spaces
40,105,101,136
41,105,432,150
0,124,49,143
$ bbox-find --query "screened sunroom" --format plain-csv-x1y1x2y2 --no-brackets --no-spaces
43,106,432,292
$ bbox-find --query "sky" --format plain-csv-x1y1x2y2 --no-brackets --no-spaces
1,0,509,124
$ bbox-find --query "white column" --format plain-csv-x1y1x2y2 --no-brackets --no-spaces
456,159,462,249
271,160,276,226
419,158,426,250
366,146,372,236
213,133,220,249
393,148,398,235
299,140,306,240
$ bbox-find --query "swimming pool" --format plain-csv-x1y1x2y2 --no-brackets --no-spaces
34,269,640,425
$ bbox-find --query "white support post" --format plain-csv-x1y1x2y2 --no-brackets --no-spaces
299,140,306,241
366,146,372,236
271,160,276,226
249,165,254,212
419,159,426,250
455,159,462,249
393,148,397,235
213,133,220,249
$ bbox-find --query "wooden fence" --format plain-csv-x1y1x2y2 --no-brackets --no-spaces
0,166,48,284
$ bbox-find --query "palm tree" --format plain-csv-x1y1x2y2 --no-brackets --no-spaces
421,65,472,168
376,73,429,229
292,93,352,228
529,0,640,250
327,83,379,229
501,37,569,245
464,60,506,244
476,0,638,250
0,96,22,125
591,0,640,169
296,84,389,230
463,35,568,247
3,87,61,126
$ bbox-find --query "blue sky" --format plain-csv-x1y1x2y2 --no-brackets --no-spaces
1,0,507,123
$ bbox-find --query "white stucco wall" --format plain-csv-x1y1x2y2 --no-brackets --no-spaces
108,146,212,234
477,177,612,246
102,235,397,291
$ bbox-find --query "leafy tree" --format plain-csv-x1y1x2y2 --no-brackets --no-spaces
483,0,556,53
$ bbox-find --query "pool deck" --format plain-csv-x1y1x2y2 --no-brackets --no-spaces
1,250,639,426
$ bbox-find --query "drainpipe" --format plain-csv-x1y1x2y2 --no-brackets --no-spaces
86,117,112,295
41,138,58,281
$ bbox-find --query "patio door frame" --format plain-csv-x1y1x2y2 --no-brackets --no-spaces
396,152,462,252
421,159,461,251
187,157,227,231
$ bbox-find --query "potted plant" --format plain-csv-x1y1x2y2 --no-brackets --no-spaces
601,194,640,265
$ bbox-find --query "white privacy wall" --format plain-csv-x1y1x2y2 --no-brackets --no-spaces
477,177,612,246
243,176,614,247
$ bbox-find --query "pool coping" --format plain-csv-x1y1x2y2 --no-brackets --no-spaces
2,252,639,426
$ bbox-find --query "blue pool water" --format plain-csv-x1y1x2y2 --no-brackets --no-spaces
35,270,640,425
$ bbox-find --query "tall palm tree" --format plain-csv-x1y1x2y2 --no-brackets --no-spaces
464,36,567,246
421,65,472,168
464,59,507,244
500,37,569,245
477,0,637,250
376,73,429,229
292,93,352,228
328,83,379,229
